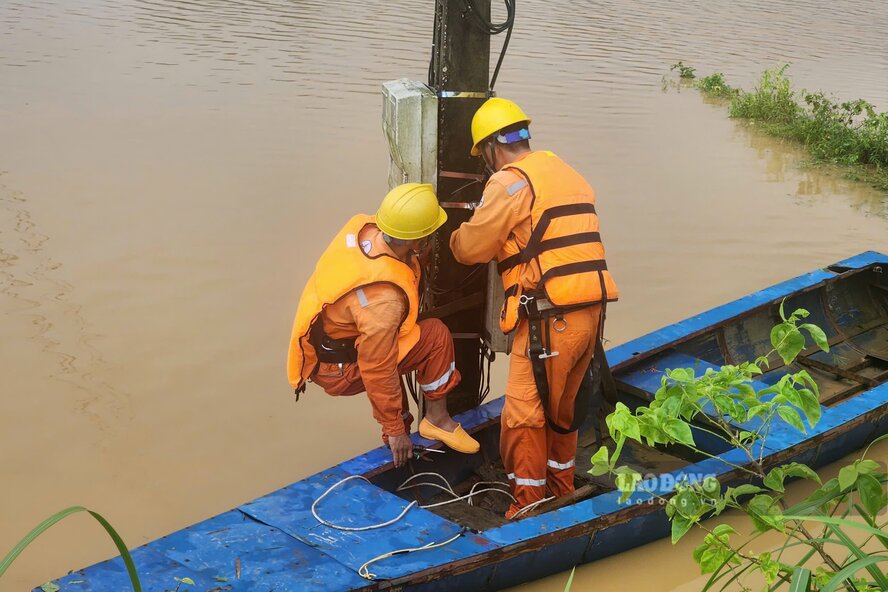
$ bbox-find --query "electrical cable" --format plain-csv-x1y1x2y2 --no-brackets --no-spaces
430,0,516,92
461,0,516,92
313,471,552,578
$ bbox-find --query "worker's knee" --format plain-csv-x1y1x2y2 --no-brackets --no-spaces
502,390,545,429
417,318,451,345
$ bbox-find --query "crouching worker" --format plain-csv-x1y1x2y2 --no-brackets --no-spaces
287,183,480,467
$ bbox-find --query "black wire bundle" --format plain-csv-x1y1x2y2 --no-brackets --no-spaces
464,0,516,92
429,0,516,93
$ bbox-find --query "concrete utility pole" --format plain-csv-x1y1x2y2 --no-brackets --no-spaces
428,0,493,416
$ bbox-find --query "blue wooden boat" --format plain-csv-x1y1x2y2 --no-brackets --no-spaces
41,251,888,591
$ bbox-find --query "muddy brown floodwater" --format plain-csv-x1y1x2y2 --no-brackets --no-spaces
1,0,887,590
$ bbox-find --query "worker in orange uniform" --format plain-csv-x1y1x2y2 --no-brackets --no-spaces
288,183,480,467
450,98,619,518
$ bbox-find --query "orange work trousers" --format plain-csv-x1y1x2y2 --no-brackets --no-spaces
502,304,601,518
311,318,461,438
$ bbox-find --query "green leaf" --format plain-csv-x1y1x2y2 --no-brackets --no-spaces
698,546,726,574
777,406,806,433
838,465,859,491
771,323,805,365
855,459,880,474
748,494,784,532
175,577,195,586
712,524,736,537
671,514,694,543
789,308,810,320
673,489,704,519
0,507,142,592
800,323,829,352
607,404,641,441
614,466,642,503
763,467,786,493
40,583,60,592
765,463,820,495
701,476,721,500
590,446,609,466
782,462,821,484
856,473,887,518
796,387,822,427
664,419,695,446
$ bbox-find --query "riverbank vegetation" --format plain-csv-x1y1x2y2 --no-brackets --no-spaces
591,306,888,591
675,63,888,192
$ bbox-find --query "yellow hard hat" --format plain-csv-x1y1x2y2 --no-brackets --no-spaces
470,97,532,156
376,183,447,240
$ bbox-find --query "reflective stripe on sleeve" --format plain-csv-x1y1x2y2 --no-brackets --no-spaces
547,458,576,471
345,233,357,248
507,473,546,487
506,180,527,196
355,288,369,308
419,361,455,392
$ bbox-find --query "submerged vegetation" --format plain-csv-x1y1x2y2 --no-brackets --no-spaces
674,63,888,191
590,305,888,591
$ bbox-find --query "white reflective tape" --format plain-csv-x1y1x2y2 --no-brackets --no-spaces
547,458,576,471
355,288,369,308
345,234,357,248
507,180,527,196
419,361,456,392
507,473,547,487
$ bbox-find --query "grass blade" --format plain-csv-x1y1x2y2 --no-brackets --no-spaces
0,506,142,592
788,567,811,592
563,566,576,591
821,556,888,592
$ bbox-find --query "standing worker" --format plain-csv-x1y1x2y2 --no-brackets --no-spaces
288,183,480,467
450,98,619,518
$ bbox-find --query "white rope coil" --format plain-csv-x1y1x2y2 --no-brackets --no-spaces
312,471,520,579
311,475,418,532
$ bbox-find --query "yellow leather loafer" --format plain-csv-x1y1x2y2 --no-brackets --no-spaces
419,418,480,454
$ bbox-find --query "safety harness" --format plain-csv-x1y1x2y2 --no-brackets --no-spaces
519,285,616,441
493,152,619,439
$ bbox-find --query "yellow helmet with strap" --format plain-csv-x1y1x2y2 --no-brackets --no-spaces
470,97,532,156
375,183,447,240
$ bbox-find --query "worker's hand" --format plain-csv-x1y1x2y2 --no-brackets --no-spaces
389,434,413,468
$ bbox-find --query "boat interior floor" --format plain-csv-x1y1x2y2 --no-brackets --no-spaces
403,425,702,531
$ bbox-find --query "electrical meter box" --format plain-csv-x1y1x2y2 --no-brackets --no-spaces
382,80,438,191
381,79,508,354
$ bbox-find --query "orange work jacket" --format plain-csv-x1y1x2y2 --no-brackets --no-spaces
497,151,619,333
287,214,422,391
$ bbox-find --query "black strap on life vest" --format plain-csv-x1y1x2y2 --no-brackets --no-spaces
497,202,601,275
523,273,614,439
309,321,358,364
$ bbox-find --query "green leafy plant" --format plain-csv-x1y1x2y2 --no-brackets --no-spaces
0,506,142,591
672,61,697,79
696,73,738,100
590,304,888,591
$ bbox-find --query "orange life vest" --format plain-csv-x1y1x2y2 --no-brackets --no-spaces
287,214,422,391
496,151,619,333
